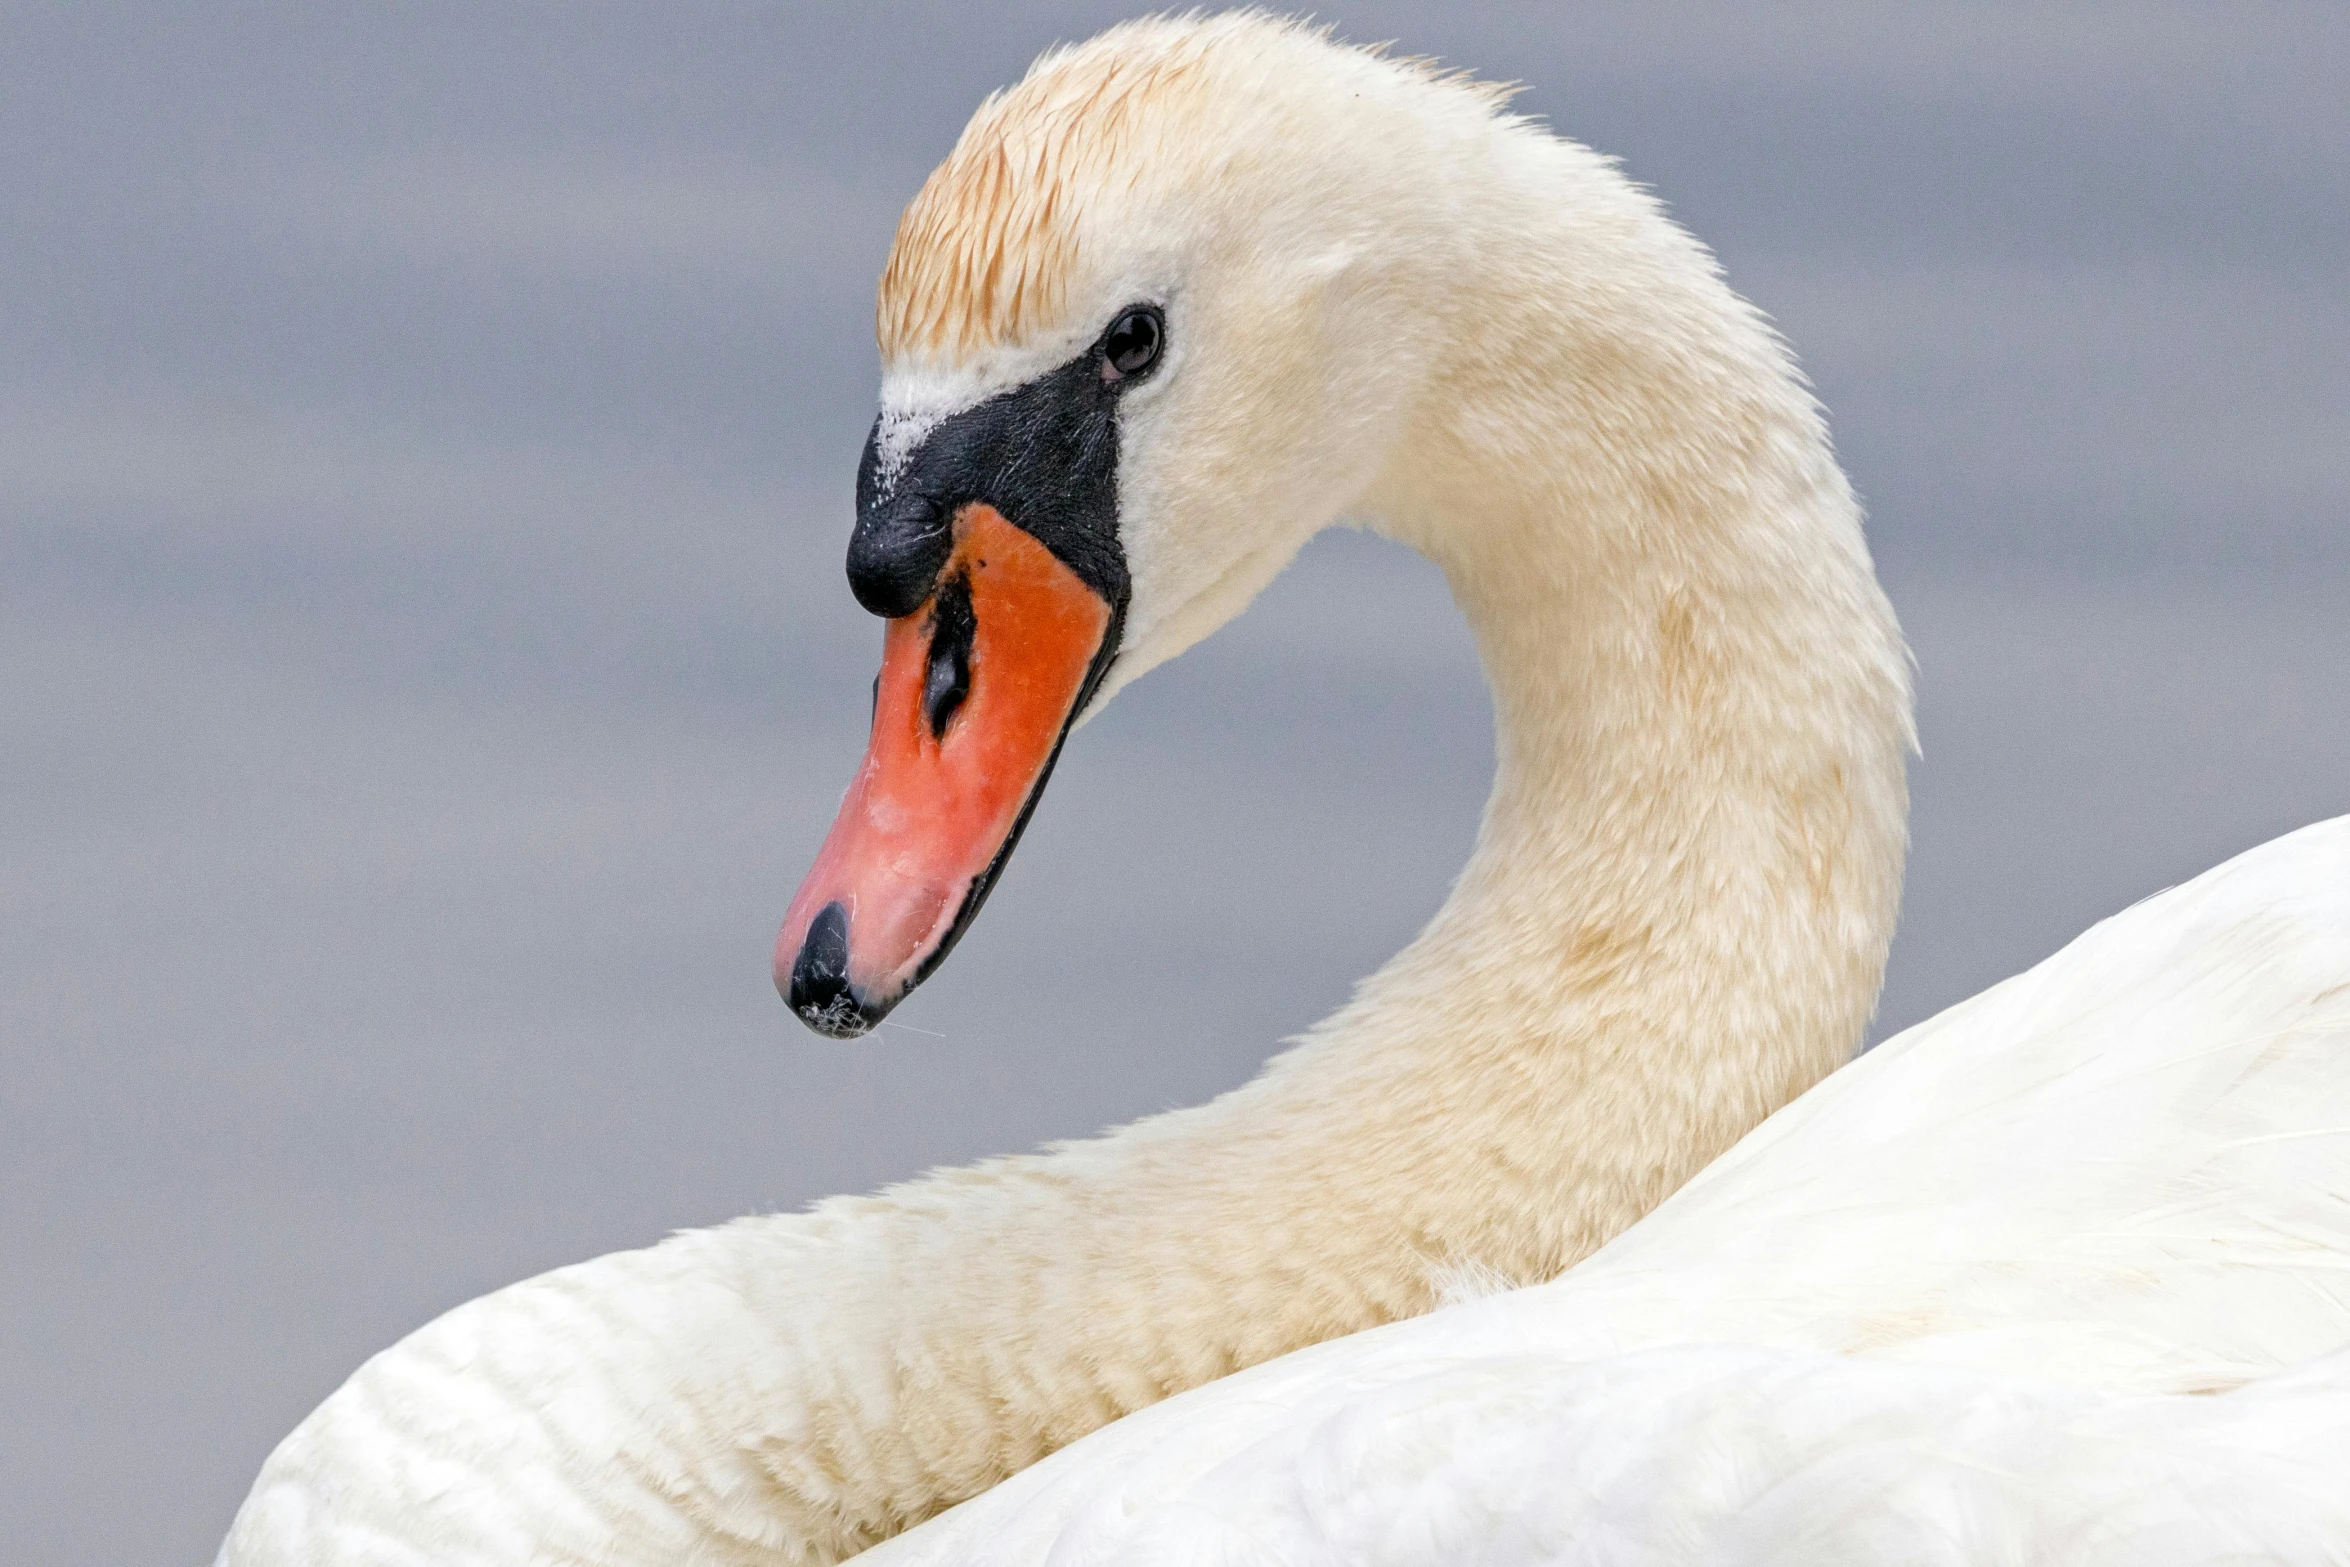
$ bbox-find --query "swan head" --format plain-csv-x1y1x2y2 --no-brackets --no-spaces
777,14,1515,1036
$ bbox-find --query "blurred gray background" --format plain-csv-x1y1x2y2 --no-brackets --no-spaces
4,3,2345,1560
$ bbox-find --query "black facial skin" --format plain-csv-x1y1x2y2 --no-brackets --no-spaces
788,306,1163,1035
845,304,1163,620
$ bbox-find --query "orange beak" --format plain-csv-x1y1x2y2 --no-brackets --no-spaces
775,503,1114,1035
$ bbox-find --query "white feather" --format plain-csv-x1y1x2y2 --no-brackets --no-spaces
867,818,2350,1565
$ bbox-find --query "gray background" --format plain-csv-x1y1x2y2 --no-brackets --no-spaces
5,3,2345,1561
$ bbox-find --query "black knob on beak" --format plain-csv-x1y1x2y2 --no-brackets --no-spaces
847,490,954,619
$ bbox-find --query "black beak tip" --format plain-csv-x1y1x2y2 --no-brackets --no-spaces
785,901,889,1039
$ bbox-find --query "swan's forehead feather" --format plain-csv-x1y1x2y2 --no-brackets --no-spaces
875,20,1238,364
875,12,1523,370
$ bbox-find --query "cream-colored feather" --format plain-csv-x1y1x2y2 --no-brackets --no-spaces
221,15,1912,1564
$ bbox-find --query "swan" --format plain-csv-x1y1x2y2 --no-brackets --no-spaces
211,11,2337,1562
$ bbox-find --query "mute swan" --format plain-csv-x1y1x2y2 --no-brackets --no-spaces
218,13,2337,1564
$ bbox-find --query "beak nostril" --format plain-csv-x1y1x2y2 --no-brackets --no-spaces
923,575,976,739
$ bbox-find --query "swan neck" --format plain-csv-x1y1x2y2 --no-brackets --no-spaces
1329,150,1914,1200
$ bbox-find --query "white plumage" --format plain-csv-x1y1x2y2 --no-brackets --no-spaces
869,818,2350,1565
891,1345,2350,1565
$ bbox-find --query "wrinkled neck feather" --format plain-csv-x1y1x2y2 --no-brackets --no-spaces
1302,125,1916,1255
1089,115,1918,1267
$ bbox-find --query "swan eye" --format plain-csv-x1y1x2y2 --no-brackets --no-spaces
1101,306,1163,383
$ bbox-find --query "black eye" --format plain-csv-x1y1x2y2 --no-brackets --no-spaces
1101,306,1163,383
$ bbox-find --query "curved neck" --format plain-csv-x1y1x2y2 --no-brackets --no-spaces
800,96,1915,1562
1286,132,1914,1253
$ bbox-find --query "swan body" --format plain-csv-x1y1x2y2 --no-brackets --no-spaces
875,1345,2350,1565
868,816,2350,1565
216,13,2334,1564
